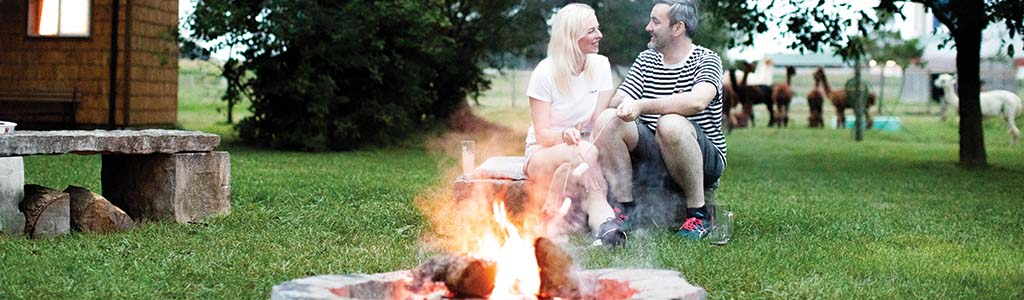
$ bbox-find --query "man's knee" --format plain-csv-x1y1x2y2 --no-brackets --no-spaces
656,114,697,144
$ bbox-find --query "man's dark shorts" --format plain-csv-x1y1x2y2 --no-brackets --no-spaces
629,120,725,192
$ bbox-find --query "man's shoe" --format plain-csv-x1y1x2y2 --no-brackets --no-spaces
592,219,626,247
675,210,710,240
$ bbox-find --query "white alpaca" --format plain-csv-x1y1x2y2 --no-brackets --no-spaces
934,74,1022,145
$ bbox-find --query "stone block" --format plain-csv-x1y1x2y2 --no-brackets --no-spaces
1,157,25,235
20,185,71,238
452,156,532,214
65,185,135,233
102,151,230,223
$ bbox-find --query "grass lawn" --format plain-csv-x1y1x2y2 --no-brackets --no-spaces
2,62,1023,299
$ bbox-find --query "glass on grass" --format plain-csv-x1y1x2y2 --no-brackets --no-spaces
708,202,733,245
461,140,475,178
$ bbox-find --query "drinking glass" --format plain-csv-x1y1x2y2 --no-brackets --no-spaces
461,140,475,178
709,203,733,245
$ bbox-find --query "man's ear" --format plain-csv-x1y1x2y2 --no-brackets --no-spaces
673,22,686,37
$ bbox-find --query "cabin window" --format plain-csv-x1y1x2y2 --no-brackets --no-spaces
27,0,91,37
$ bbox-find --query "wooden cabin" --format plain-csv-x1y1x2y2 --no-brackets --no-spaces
0,0,179,129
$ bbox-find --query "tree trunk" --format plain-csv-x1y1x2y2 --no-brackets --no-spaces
954,2,987,169
878,66,886,114
897,68,906,103
227,101,234,124
854,58,864,141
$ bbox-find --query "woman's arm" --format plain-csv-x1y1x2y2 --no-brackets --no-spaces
530,97,570,147
590,90,615,126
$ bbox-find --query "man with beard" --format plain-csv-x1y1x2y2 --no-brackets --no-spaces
593,0,726,239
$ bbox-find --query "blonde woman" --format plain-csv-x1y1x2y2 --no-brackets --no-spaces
524,3,624,246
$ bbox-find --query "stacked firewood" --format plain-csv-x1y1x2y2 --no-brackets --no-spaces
411,237,581,299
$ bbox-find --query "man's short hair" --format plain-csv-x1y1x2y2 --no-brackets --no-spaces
653,0,700,38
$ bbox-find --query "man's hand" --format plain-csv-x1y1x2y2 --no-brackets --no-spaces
616,101,641,122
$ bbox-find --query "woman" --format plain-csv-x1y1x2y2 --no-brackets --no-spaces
524,3,624,246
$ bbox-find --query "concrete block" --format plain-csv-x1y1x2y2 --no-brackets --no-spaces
102,151,230,223
0,157,25,235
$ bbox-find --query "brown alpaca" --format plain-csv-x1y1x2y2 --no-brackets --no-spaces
807,77,825,128
770,66,796,127
723,68,747,131
813,67,875,129
737,62,773,127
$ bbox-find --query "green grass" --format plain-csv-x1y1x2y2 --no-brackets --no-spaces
2,62,1023,299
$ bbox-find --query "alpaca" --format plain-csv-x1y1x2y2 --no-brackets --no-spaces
770,66,796,127
813,67,875,129
738,62,775,127
933,74,1022,144
807,76,825,128
723,68,748,131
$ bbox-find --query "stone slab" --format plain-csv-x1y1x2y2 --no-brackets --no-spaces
271,268,705,300
102,151,231,223
453,156,532,215
0,130,220,157
0,157,25,235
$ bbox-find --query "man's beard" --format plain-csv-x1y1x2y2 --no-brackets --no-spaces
647,34,668,51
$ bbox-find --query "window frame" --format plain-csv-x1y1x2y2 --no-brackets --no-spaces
26,0,93,38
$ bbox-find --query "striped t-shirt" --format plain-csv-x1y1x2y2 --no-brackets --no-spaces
618,46,727,159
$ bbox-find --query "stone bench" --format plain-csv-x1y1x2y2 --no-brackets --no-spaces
453,156,720,228
1,130,230,236
452,156,533,213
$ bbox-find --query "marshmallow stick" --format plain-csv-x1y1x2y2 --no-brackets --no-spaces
570,118,614,178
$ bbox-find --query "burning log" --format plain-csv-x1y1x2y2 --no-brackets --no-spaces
535,237,580,299
412,254,497,298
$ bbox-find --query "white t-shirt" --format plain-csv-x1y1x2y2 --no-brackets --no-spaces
525,54,613,154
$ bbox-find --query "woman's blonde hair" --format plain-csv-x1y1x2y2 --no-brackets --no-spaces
548,3,596,95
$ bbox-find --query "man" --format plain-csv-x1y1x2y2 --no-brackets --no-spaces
594,0,726,239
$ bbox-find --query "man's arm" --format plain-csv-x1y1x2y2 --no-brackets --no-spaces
615,82,716,121
637,82,717,116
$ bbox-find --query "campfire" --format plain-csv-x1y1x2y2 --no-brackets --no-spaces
407,200,584,299
271,196,706,299
272,154,705,299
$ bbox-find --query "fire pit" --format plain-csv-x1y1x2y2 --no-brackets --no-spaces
271,268,704,299
271,184,707,299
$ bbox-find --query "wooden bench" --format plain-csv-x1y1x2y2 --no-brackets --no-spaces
1,130,231,236
0,89,79,127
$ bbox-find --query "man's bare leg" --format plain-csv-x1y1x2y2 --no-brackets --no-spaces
655,114,705,209
594,109,640,204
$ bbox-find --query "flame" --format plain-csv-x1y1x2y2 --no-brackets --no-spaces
471,201,541,297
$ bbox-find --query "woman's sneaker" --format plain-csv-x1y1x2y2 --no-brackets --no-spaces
675,207,710,240
592,218,626,247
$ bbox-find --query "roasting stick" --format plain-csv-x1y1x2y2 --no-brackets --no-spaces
559,118,615,198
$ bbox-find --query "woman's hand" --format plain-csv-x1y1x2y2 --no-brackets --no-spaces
562,128,582,145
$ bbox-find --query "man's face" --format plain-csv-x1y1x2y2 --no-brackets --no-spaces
645,3,676,51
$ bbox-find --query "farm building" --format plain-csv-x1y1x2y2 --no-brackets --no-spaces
0,0,179,129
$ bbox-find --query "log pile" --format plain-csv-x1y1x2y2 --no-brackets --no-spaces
411,237,582,299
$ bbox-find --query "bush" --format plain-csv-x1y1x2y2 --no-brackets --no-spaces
189,0,550,150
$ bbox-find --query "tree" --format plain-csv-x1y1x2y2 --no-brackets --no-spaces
775,0,1024,169
187,0,553,150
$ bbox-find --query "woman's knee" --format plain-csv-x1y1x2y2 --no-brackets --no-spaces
577,142,600,163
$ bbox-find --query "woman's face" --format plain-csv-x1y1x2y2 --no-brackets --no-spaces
577,14,602,55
